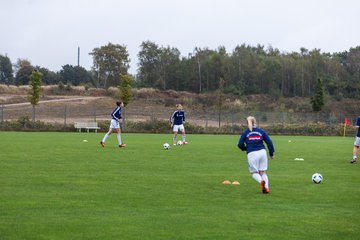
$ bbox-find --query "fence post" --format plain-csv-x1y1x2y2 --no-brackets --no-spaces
122,107,126,130
64,105,67,127
282,112,286,124
93,107,97,122
151,110,154,121
205,111,208,133
1,105,3,122
231,111,235,133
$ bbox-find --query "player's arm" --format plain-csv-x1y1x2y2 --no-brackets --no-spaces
119,108,123,119
170,112,175,126
237,133,247,151
263,132,275,158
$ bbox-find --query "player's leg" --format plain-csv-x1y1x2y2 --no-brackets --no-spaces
251,172,262,183
247,152,262,183
259,170,269,194
117,128,126,148
100,127,112,147
351,137,359,163
172,125,179,145
181,125,187,144
173,132,178,145
258,149,269,193
351,147,358,163
113,120,126,148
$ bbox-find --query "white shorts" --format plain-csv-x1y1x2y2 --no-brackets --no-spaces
109,119,120,129
173,124,185,132
354,137,360,147
247,149,268,173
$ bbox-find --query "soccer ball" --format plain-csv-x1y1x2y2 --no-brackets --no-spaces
177,140,183,146
312,173,323,184
163,143,170,150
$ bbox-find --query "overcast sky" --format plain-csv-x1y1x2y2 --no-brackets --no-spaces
1,0,359,74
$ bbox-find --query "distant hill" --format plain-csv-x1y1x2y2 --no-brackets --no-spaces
1,85,358,116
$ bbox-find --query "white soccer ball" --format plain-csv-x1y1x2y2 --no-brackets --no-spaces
312,173,323,184
163,143,170,150
177,140,183,146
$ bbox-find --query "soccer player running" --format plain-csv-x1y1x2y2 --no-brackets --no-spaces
100,101,126,148
237,116,274,194
170,104,187,145
350,116,360,163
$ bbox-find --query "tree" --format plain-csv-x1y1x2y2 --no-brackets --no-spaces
137,40,161,88
119,74,133,107
0,54,14,85
193,47,204,93
59,64,93,86
311,78,325,112
258,56,282,98
15,59,34,85
217,78,225,127
89,43,130,88
159,46,181,90
118,74,133,129
28,70,43,122
344,46,360,98
37,67,62,85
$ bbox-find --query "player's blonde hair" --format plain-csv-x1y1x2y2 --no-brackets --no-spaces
247,116,256,131
176,104,183,110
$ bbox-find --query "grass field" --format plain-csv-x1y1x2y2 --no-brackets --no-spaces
0,132,359,240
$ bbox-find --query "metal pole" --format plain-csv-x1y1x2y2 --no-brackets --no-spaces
205,111,208,132
1,105,3,122
64,105,67,127
231,111,234,133
77,47,80,67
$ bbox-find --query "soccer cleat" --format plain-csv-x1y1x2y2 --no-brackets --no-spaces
173,141,176,146
350,159,357,164
260,180,265,192
119,143,126,148
183,141,188,145
100,141,105,148
263,188,270,194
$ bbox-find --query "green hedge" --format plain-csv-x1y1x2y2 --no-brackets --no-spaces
0,117,356,136
0,116,75,132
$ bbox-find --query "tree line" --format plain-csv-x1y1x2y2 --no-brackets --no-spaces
1,41,359,99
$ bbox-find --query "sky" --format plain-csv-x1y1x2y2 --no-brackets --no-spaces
1,0,359,74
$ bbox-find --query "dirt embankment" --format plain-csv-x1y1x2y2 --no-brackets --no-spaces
0,84,358,117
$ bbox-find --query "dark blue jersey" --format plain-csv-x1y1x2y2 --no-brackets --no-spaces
237,127,274,157
170,110,185,125
356,116,360,137
111,106,122,122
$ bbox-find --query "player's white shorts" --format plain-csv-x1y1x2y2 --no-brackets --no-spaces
109,119,120,129
173,124,185,132
247,149,268,173
354,137,360,147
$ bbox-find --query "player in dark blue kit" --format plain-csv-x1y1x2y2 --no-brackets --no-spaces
237,116,274,193
350,116,360,163
170,104,187,145
100,101,126,148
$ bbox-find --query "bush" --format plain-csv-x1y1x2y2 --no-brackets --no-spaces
58,81,65,90
0,117,355,136
0,116,74,132
265,123,351,136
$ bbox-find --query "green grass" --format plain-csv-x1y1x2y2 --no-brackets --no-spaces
0,132,359,240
